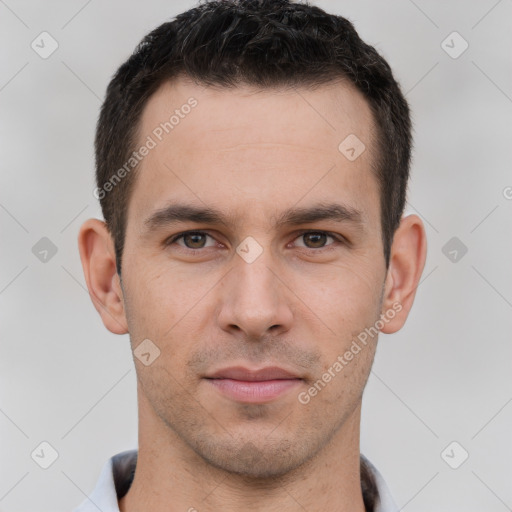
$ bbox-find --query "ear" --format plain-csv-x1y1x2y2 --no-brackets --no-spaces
380,214,427,334
78,218,128,335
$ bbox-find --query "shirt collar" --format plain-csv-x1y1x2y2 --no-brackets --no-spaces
72,450,398,512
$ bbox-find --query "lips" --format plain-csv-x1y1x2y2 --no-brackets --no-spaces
206,366,300,381
204,366,303,403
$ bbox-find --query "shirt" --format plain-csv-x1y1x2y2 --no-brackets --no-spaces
72,450,399,512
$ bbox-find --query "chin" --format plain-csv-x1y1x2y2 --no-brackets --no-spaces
194,435,315,480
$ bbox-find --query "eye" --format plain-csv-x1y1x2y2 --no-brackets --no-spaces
167,231,217,250
165,230,344,253
292,231,341,249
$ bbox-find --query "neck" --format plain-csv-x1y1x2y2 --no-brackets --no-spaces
120,397,368,512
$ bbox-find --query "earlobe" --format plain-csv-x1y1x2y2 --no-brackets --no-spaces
380,214,427,334
78,218,128,335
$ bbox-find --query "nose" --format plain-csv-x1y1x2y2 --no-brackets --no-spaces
217,250,294,340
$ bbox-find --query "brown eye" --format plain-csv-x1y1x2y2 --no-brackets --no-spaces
302,232,328,248
292,231,341,250
168,231,216,250
182,233,208,248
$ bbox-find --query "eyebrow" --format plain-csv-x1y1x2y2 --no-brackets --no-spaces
143,202,365,233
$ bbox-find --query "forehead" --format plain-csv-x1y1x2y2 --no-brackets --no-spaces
128,77,379,231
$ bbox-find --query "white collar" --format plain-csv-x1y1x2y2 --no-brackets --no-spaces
73,450,398,512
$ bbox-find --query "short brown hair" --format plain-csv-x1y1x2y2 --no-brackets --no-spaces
95,0,412,275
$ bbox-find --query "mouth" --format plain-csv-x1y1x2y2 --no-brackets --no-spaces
203,366,303,403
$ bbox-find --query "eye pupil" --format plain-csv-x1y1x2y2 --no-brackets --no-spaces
304,232,327,248
184,233,206,248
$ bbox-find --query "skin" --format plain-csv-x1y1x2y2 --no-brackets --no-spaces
78,77,427,512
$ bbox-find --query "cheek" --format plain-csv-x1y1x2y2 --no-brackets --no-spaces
293,259,382,332
291,261,382,389
124,258,211,337
306,321,378,418
138,364,200,425
323,348,377,416
123,272,219,383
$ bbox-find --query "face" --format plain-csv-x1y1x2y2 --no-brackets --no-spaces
120,78,388,478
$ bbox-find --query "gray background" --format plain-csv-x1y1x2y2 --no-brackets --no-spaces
1,0,511,511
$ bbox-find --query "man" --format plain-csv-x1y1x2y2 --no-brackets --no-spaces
75,0,427,510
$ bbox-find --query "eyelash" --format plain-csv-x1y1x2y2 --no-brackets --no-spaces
164,230,346,253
